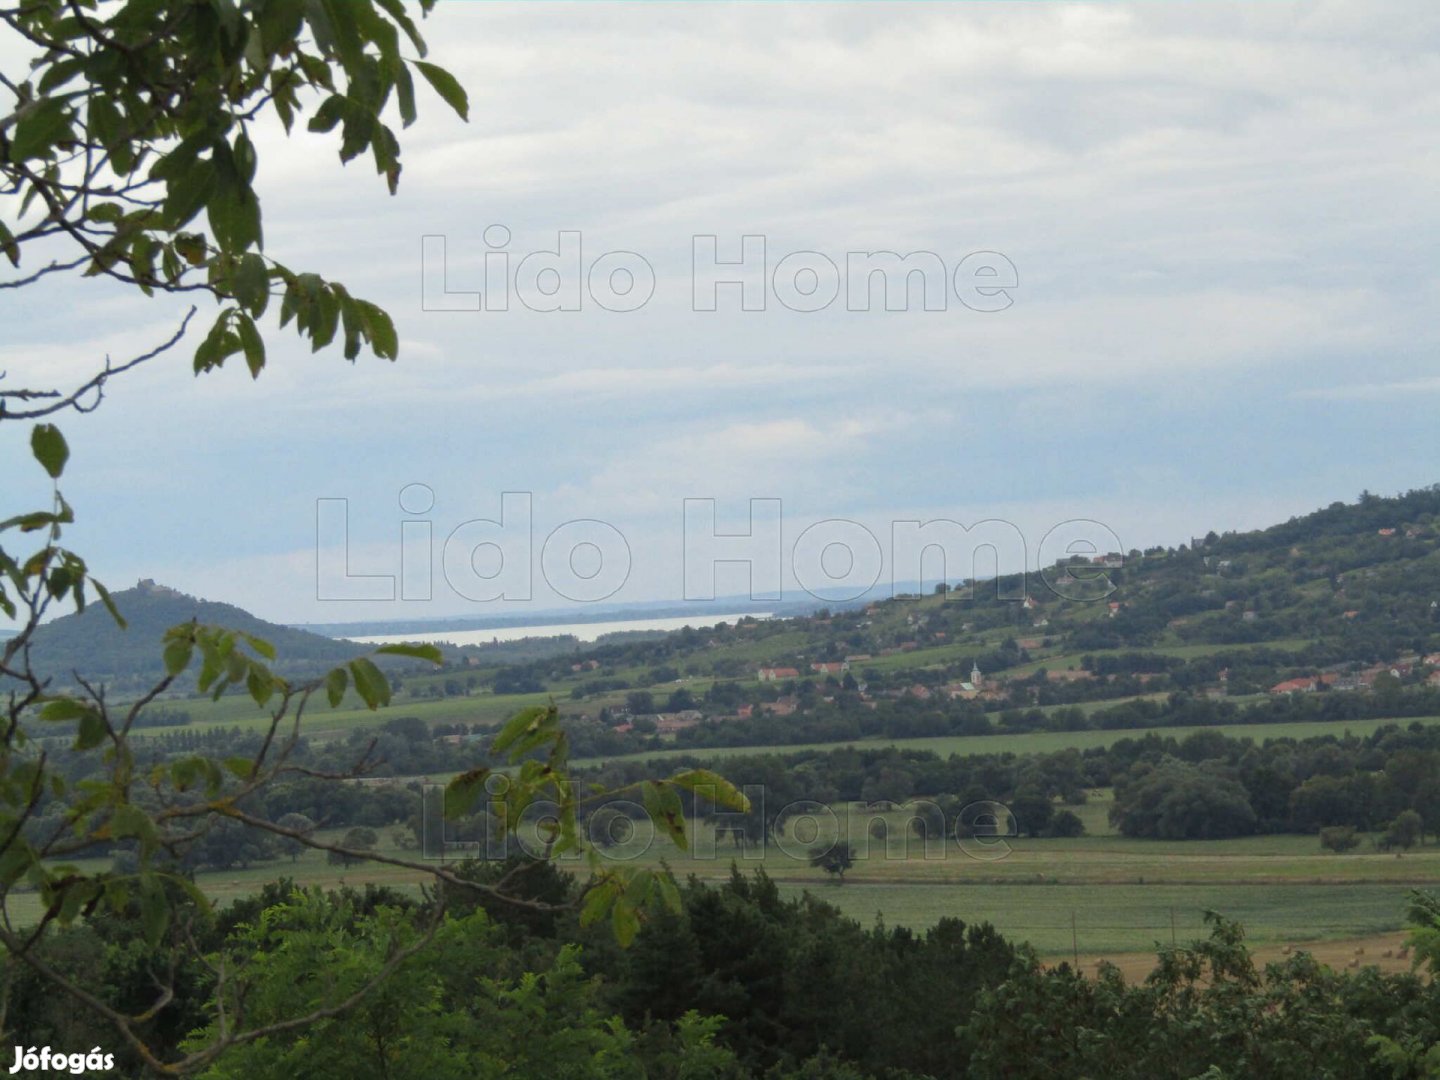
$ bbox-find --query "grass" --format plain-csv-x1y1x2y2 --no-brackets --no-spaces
1004,639,1314,679
133,688,559,740
570,714,1440,768
18,803,1433,960
773,881,1412,956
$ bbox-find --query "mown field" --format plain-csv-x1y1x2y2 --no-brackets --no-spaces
570,713,1440,768
23,793,1436,962
89,639,1440,965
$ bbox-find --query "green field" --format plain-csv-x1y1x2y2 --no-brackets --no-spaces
21,794,1436,959
769,881,1412,956
78,682,1440,962
571,713,1440,768
131,687,561,740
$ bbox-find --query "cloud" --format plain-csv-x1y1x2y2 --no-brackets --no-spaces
1294,377,1440,402
5,2,1438,622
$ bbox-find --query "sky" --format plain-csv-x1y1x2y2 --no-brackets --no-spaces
4,2,1439,626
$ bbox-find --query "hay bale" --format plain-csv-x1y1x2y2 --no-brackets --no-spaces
1347,958,1359,968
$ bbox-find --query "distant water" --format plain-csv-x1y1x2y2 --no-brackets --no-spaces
344,612,772,647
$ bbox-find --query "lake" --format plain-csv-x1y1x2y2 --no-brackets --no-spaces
343,612,772,647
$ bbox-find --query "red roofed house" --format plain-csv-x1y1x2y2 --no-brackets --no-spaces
758,667,800,682
1270,677,1318,695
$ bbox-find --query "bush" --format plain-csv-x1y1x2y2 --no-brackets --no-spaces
1319,825,1360,853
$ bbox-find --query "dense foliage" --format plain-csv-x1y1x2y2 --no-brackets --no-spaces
12,866,1440,1079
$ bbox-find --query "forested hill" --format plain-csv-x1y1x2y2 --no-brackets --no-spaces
21,580,354,691
1061,484,1440,656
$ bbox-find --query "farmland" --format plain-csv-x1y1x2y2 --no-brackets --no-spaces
24,794,1434,963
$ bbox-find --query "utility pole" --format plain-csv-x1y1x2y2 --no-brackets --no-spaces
1071,911,1079,967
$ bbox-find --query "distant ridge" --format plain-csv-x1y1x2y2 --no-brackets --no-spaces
21,579,354,691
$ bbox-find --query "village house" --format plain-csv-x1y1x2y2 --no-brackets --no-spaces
1270,676,1318,694
760,696,798,717
656,711,703,734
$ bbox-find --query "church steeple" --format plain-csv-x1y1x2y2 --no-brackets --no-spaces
971,662,983,687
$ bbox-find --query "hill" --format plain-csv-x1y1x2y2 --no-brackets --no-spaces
22,579,355,693
389,483,1440,757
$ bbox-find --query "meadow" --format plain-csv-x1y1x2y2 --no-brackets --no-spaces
570,713,1440,767
94,657,1440,965
22,791,1434,963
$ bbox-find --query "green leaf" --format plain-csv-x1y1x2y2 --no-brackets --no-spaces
174,233,208,266
413,61,469,121
86,202,124,224
165,872,212,915
194,309,242,372
0,219,18,267
93,579,126,628
670,768,750,812
655,869,682,914
1,511,61,532
375,0,427,55
75,709,108,750
10,98,72,162
233,253,271,315
611,897,640,947
394,61,417,127
163,158,217,230
206,137,263,252
56,879,99,925
348,656,391,709
240,631,276,660
324,666,348,707
443,767,491,819
357,300,398,360
111,805,157,846
139,876,169,946
224,756,255,780
0,844,35,888
162,638,194,677
245,663,274,707
31,424,69,479
579,876,619,929
641,781,688,851
233,129,258,184
40,698,91,723
491,705,553,757
307,95,346,134
374,642,443,664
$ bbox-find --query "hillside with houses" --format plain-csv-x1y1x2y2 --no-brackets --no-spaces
367,485,1440,756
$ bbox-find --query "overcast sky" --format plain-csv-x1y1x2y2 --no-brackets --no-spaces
5,2,1438,625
